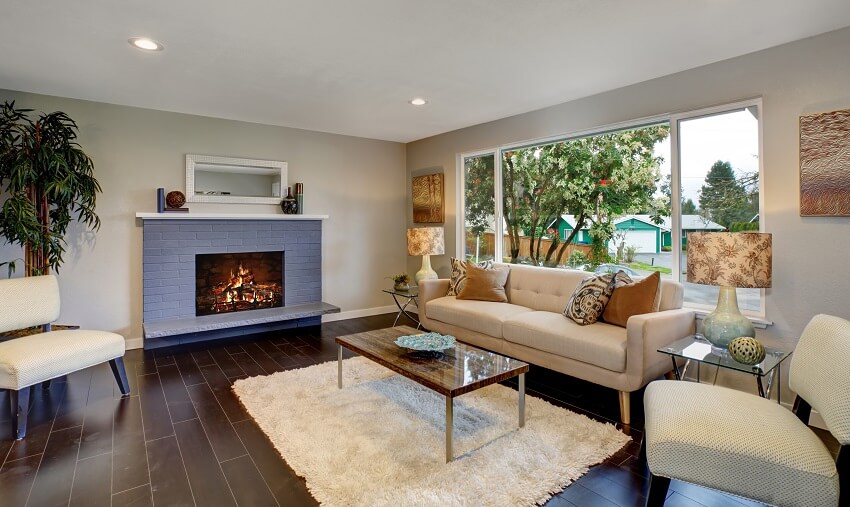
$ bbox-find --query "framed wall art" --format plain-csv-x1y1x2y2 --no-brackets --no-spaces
412,173,444,223
800,108,850,216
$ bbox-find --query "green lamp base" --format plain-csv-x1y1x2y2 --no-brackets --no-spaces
702,286,755,349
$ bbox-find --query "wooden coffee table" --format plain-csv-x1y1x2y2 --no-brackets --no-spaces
336,325,529,462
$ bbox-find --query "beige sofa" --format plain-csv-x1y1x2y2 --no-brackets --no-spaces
419,263,695,424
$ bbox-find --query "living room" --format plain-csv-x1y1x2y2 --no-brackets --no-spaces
1,2,849,506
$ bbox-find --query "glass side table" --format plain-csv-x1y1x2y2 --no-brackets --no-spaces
383,287,421,329
658,334,792,403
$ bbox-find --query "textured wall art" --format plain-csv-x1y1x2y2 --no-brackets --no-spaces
412,173,444,223
800,108,850,216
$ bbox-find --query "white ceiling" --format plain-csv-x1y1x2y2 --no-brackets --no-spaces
2,1,850,143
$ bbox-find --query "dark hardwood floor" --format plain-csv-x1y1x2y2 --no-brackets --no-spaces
0,313,827,506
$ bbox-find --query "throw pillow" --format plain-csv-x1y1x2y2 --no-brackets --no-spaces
456,264,509,302
448,257,494,296
602,271,661,328
563,273,616,325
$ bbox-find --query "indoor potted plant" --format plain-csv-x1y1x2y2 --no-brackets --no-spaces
0,101,101,276
387,273,411,291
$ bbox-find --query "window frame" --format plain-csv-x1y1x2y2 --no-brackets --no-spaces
457,97,766,319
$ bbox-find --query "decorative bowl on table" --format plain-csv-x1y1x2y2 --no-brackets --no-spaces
395,332,455,357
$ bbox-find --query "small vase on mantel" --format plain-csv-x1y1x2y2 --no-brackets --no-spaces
294,182,304,214
280,186,297,214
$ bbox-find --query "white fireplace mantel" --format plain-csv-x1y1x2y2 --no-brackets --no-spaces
135,212,328,221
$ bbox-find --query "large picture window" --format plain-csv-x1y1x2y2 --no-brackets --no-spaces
459,99,764,316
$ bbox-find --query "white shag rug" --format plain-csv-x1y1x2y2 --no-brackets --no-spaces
232,356,630,506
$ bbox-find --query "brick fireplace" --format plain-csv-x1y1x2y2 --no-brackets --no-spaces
138,213,338,349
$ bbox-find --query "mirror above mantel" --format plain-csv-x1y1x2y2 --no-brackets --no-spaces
186,154,287,204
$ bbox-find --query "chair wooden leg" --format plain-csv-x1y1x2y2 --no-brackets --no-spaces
109,358,130,396
792,396,812,425
10,387,31,440
645,473,671,506
619,390,631,425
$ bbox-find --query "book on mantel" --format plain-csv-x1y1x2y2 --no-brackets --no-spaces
163,207,189,213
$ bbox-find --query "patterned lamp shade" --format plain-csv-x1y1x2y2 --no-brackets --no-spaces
687,232,772,288
406,227,445,256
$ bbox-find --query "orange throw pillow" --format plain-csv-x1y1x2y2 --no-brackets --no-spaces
602,271,661,327
456,264,509,302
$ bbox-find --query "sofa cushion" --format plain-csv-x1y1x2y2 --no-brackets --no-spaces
563,273,616,325
603,271,661,327
448,258,494,296
426,296,534,338
457,264,509,302
503,312,627,372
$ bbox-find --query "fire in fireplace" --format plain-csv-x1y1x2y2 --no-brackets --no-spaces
195,251,283,316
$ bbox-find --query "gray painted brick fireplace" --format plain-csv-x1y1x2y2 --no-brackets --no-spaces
139,214,338,349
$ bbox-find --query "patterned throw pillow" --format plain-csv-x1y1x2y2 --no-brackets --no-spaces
563,273,617,325
448,258,494,296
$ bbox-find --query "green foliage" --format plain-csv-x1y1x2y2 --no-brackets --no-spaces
386,273,410,284
464,155,495,237
0,101,101,274
698,160,757,229
623,245,638,263
502,124,669,266
567,250,588,268
682,198,698,214
729,221,759,232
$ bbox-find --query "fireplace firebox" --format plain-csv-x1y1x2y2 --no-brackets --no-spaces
195,251,283,316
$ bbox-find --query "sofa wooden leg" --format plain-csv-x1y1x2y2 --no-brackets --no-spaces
645,473,671,506
619,390,631,425
109,357,131,396
10,387,31,440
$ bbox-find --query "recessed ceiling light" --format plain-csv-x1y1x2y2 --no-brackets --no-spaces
409,98,427,106
128,37,164,51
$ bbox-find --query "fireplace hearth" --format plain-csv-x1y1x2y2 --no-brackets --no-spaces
196,251,283,316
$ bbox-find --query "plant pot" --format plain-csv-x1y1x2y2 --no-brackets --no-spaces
393,282,410,291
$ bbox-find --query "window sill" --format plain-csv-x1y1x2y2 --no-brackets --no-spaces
691,309,772,329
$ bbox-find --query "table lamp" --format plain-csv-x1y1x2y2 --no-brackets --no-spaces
407,227,445,284
686,232,772,349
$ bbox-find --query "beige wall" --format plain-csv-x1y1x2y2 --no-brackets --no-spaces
0,90,407,346
406,27,850,401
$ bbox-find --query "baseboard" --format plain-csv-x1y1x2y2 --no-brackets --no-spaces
321,305,405,322
126,337,144,350
808,408,828,430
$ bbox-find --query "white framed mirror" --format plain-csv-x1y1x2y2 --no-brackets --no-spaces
186,154,287,204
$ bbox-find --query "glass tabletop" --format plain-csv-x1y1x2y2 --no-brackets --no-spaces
658,334,791,377
382,287,418,297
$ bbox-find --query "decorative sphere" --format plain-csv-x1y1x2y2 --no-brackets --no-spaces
165,190,186,208
728,337,766,365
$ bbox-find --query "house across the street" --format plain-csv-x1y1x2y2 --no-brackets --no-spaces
550,214,725,254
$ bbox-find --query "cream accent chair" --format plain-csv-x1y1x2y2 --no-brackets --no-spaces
643,314,849,507
0,275,128,439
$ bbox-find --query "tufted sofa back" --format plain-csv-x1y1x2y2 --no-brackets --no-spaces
498,263,683,313
0,275,61,333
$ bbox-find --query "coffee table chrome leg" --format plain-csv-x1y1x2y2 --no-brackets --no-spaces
446,395,453,463
518,373,526,428
337,345,343,389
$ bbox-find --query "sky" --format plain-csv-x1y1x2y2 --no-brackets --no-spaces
654,108,759,203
